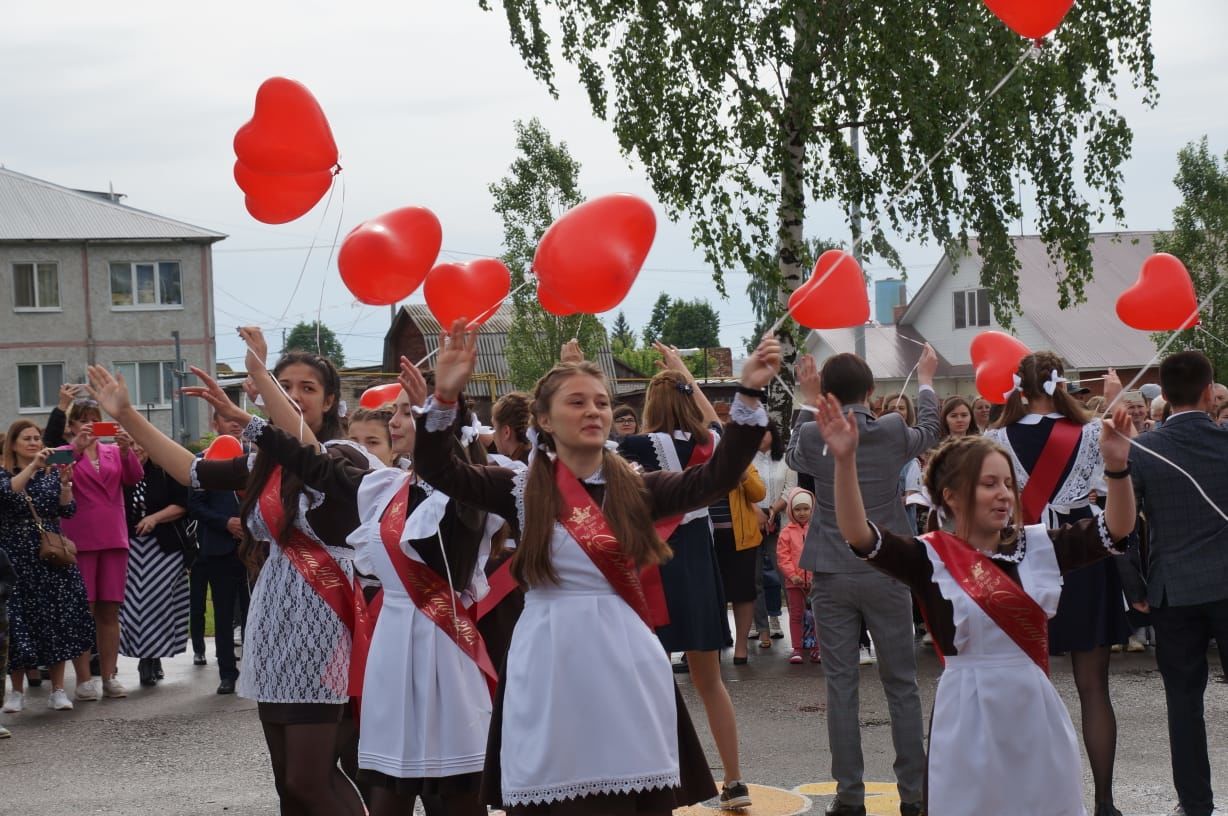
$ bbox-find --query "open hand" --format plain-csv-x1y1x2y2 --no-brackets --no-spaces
183,366,254,428
917,343,938,385
239,327,269,374
433,318,478,402
58,383,78,411
1104,369,1123,405
398,356,429,409
560,338,584,365
740,334,783,391
797,354,821,404
814,393,860,460
86,365,133,421
1100,404,1134,470
653,342,694,380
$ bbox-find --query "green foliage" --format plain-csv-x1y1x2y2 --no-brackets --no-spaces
490,118,610,388
479,0,1156,327
610,310,636,349
641,293,672,346
282,321,345,367
1154,138,1228,380
659,298,721,349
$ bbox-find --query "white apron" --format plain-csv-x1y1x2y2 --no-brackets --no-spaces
923,524,1086,816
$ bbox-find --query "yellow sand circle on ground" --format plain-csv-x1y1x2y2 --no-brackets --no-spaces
674,783,812,815
794,782,901,815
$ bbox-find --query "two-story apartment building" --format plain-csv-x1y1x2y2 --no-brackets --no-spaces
805,232,1163,398
1,168,225,441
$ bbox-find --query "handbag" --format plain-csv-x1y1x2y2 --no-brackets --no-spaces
24,493,78,568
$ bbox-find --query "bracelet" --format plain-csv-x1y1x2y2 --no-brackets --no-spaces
432,391,458,406
735,385,767,400
1103,465,1131,480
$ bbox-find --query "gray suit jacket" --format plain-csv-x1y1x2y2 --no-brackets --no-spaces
786,388,941,574
1129,410,1228,607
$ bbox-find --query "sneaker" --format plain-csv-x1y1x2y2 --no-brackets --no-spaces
1,691,23,713
75,678,102,701
1126,635,1146,653
102,677,128,698
193,653,207,666
719,780,752,810
859,646,875,666
790,649,804,664
0,725,10,738
1111,643,1123,653
48,689,74,711
746,628,760,640
769,616,784,639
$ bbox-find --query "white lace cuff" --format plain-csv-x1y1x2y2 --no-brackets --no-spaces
852,521,885,560
189,457,202,490
241,415,268,444
729,398,769,427
419,396,459,432
1096,513,1128,555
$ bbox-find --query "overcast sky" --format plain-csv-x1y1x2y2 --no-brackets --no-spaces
3,1,1226,369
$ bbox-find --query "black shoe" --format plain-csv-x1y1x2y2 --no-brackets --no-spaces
154,659,164,680
672,655,690,674
1094,803,1122,816
193,654,207,666
719,781,752,810
217,678,236,695
138,659,156,687
825,800,867,816
732,656,748,665
900,802,925,816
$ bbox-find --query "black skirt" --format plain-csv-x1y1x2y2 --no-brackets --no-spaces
481,678,717,812
713,527,758,604
256,701,346,725
1047,507,1131,653
655,518,732,652
359,769,481,797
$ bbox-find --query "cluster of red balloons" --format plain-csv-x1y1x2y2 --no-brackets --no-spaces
234,78,339,225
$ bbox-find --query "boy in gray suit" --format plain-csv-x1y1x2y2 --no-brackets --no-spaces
1130,351,1228,816
787,346,939,816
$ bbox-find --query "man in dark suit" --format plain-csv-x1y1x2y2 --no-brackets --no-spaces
187,410,249,695
1130,351,1228,816
787,346,939,816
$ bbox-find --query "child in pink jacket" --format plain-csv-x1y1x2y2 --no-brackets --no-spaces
776,487,817,663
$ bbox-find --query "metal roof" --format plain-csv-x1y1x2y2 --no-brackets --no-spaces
805,323,962,380
898,232,1162,369
0,167,225,242
395,303,634,396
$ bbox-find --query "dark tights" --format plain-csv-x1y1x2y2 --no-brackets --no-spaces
262,721,365,816
1070,646,1117,806
369,788,481,816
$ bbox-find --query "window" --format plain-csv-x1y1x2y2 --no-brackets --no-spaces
13,262,60,310
953,289,991,329
17,363,64,410
109,261,182,308
115,361,177,407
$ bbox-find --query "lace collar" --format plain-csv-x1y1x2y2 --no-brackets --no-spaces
1016,412,1064,425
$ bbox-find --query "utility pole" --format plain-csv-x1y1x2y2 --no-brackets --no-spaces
852,125,867,360
172,330,189,445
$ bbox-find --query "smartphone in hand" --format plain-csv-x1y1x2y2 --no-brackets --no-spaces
91,421,119,438
47,449,75,465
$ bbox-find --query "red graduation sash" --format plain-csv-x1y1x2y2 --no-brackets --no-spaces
474,558,518,620
641,435,715,627
379,481,498,697
259,466,376,697
1019,419,1082,524
554,458,656,629
922,531,1050,674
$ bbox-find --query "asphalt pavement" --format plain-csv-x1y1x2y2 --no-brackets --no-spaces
2,635,1225,815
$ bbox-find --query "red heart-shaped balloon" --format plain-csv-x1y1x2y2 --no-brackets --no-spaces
337,207,443,306
970,331,1032,405
234,77,338,175
787,250,870,330
537,280,578,316
233,161,333,225
424,259,512,328
204,434,244,461
533,194,655,314
983,0,1075,39
359,383,403,409
1115,253,1200,332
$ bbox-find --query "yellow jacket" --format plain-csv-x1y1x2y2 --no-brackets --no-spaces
728,464,766,551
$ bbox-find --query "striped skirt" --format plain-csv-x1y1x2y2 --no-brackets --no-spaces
119,535,190,659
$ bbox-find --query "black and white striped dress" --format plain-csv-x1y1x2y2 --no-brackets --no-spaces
119,472,191,659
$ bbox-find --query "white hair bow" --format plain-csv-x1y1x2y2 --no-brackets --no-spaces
337,400,348,419
1002,373,1023,402
1042,369,1068,396
459,414,484,447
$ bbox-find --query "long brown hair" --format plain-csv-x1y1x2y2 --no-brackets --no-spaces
3,420,41,472
513,362,670,586
238,351,345,572
924,435,1022,539
879,392,915,426
492,391,532,463
939,395,980,437
994,351,1089,428
640,369,711,444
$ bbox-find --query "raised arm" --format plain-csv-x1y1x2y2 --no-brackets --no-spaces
238,327,315,443
1098,405,1137,542
87,365,196,486
246,417,368,507
902,345,941,458
413,401,519,523
813,394,875,553
654,342,720,427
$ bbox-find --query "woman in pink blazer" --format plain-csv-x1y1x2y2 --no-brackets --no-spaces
58,400,143,701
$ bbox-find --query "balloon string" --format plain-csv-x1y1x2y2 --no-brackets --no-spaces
411,277,540,371
1124,435,1228,524
276,174,339,328
1103,277,1228,415
1197,325,1228,351
893,361,922,416
315,172,347,355
768,44,1038,337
